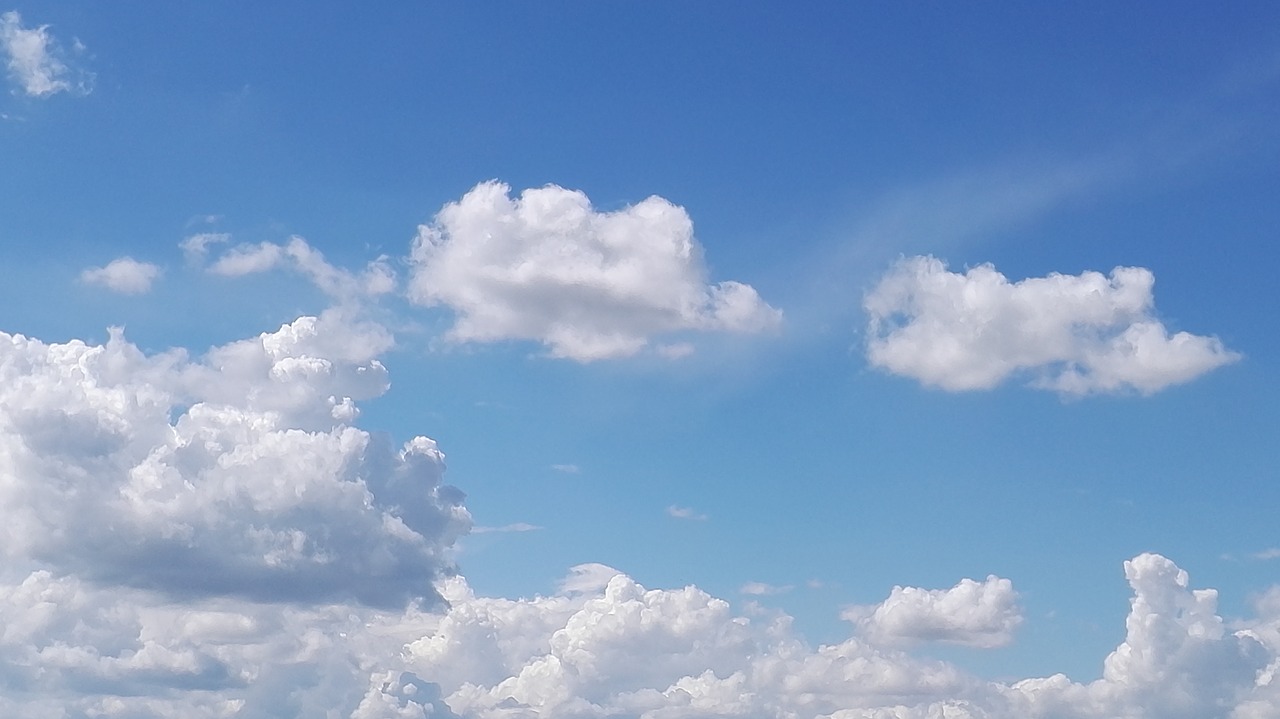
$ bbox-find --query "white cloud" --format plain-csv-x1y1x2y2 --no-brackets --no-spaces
401,554,1278,719
1004,553,1270,719
0,11,88,97
666,504,708,521
740,581,793,596
0,312,469,608
407,181,782,361
79,257,162,295
180,232,230,264
551,463,581,474
864,256,1239,395
1253,548,1280,561
471,523,543,534
3,321,1278,717
203,235,396,300
843,575,1023,648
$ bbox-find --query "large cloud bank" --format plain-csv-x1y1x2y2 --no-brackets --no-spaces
407,181,782,361
864,256,1238,395
0,319,1278,717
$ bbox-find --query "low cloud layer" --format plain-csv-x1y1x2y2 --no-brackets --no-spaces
0,10,89,97
0,319,1277,717
864,256,1238,394
407,181,781,361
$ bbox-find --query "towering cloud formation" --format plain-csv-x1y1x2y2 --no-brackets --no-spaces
407,181,781,361
864,256,1238,395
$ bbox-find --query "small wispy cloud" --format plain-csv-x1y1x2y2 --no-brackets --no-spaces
550,463,580,474
180,232,230,265
740,582,793,596
1,11,92,97
666,505,708,521
196,236,396,301
471,522,543,535
1253,548,1280,561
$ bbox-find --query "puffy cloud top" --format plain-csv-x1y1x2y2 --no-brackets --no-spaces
0,312,469,608
864,256,1238,395
408,181,781,361
844,575,1023,648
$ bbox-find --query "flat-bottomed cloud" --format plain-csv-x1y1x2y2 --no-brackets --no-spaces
864,256,1239,395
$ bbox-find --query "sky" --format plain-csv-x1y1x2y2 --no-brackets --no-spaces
1,3,1279,718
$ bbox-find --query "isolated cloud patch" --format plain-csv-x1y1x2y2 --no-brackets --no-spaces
79,257,161,294
0,312,470,608
407,181,781,361
0,10,89,97
864,256,1238,395
201,235,396,300
843,575,1022,648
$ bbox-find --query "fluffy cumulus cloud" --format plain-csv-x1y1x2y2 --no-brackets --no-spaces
842,576,1022,648
80,257,162,294
0,312,470,608
0,10,89,97
407,181,782,361
3,318,1279,717
394,554,1278,719
864,256,1238,395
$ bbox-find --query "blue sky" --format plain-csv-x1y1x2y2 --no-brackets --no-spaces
2,3,1279,717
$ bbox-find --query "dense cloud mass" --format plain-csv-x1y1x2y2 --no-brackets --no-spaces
0,313,470,607
2,320,1275,717
407,181,782,361
864,256,1238,394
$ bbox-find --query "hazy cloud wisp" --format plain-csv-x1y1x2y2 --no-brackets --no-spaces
0,10,88,97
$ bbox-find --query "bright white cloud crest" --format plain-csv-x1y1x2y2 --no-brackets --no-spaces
408,181,782,361
864,256,1239,394
80,257,162,294
0,10,87,97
